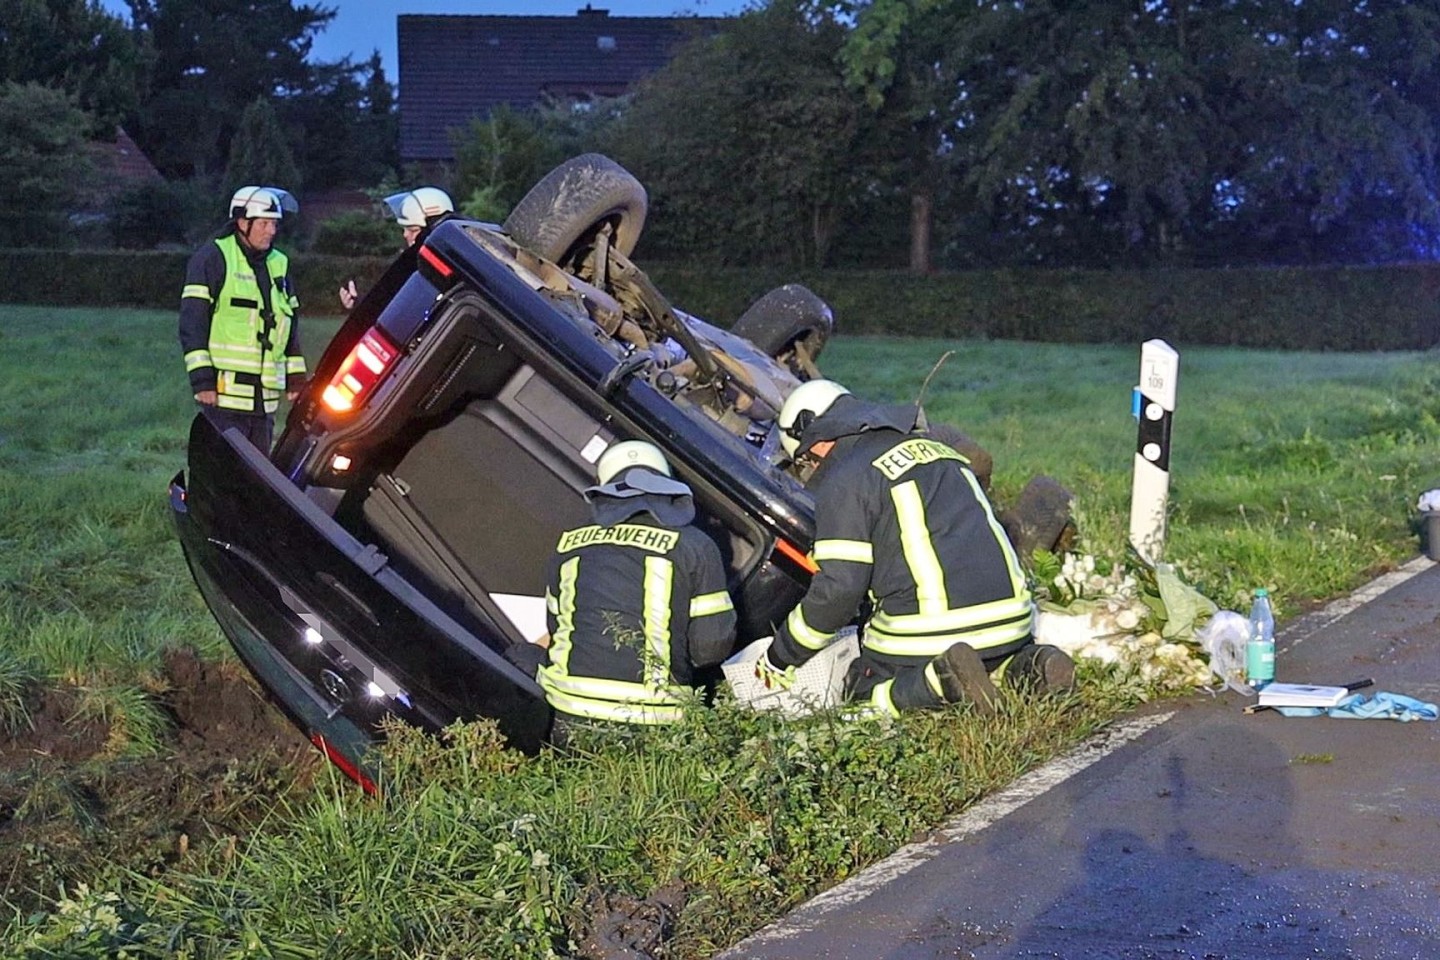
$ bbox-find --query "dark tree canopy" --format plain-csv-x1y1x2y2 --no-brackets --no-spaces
0,0,151,135
225,96,303,193
124,0,336,179
450,105,572,225
283,53,398,191
835,0,1440,266
612,0,884,267
3,0,1438,265
0,82,97,246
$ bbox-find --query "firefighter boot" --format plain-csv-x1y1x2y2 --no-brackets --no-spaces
931,642,999,716
1005,643,1076,696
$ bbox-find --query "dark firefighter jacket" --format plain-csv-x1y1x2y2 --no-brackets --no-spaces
769,395,1033,670
537,468,737,724
179,232,305,415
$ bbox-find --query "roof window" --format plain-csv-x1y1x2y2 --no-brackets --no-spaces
597,35,616,52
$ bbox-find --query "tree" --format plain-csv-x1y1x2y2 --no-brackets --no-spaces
0,0,152,135
612,1,880,267
124,0,335,179
837,0,971,272
358,52,399,177
282,53,397,191
107,177,216,249
224,96,302,192
834,0,1440,266
1201,1,1440,263
0,82,96,246
450,105,567,224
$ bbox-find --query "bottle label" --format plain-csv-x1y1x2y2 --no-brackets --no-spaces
1246,640,1275,685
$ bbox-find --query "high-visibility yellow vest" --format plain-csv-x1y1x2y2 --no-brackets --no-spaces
183,236,302,414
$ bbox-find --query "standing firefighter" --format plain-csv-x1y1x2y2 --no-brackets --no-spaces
179,186,305,451
339,187,455,309
756,380,1075,717
534,441,737,741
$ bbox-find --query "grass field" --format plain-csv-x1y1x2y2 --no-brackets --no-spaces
2,304,1437,957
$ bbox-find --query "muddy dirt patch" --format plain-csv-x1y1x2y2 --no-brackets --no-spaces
0,648,318,914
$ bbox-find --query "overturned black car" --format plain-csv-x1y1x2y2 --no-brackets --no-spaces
170,155,1069,787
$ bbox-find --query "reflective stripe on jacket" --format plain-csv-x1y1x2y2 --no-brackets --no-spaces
774,431,1033,667
180,235,303,414
538,520,736,724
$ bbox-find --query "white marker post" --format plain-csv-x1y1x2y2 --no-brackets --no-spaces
1129,339,1179,564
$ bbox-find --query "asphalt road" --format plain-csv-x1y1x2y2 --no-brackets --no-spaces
721,557,1440,960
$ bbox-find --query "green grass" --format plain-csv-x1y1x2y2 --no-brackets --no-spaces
2,305,1438,957
824,339,1440,612
0,306,342,694
14,693,1114,959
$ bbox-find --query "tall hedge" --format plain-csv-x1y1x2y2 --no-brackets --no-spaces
0,250,389,315
3,249,1438,350
648,264,1440,351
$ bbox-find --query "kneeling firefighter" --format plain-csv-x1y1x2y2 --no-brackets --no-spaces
532,441,737,740
756,380,1075,717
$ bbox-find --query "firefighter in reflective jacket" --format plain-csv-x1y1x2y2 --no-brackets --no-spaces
756,380,1076,717
179,186,306,451
536,441,737,731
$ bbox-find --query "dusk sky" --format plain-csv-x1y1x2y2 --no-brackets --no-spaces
100,1,752,81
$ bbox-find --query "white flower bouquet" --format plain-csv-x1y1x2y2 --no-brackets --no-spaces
1032,551,1217,694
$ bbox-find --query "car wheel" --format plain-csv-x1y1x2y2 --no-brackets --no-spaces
998,475,1076,558
923,422,994,492
502,153,648,264
731,284,835,377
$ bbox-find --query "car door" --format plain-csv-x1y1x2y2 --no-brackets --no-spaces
172,412,551,771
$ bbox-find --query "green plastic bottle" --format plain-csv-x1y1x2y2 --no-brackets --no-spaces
1245,588,1275,688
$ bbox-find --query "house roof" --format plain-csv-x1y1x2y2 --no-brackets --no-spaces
398,6,723,162
90,127,163,185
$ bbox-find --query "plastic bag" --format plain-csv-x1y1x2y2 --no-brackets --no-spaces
1195,609,1253,695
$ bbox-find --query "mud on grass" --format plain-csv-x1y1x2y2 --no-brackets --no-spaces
0,649,318,915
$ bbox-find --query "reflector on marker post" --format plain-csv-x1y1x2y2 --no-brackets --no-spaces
1129,339,1179,564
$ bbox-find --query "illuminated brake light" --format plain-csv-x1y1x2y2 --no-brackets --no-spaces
774,538,819,574
356,341,387,374
321,327,399,413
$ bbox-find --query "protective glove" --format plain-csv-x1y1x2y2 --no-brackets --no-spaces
754,649,797,691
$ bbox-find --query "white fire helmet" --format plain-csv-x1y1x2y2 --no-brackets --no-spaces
383,187,455,228
777,379,852,456
229,186,297,221
596,440,672,485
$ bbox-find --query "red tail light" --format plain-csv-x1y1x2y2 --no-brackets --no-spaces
418,243,454,279
321,327,399,413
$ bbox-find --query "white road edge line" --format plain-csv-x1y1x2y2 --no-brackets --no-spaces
722,556,1434,955
723,711,1174,954
1281,555,1433,649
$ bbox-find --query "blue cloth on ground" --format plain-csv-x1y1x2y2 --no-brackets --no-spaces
1274,691,1438,721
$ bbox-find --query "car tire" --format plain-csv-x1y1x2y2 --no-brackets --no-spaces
731,284,835,372
999,475,1076,558
503,153,648,264
923,422,994,492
